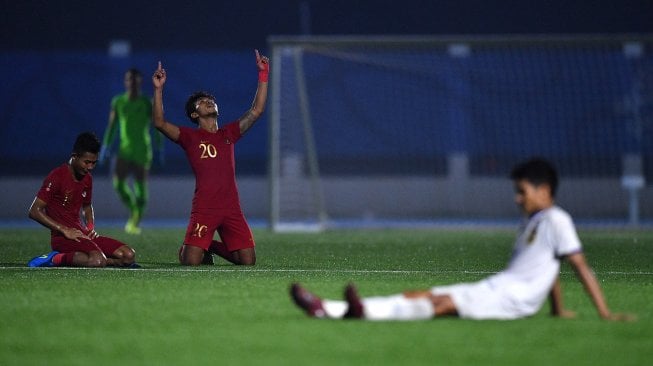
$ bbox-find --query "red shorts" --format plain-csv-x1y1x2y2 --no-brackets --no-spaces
51,235,126,257
183,209,255,251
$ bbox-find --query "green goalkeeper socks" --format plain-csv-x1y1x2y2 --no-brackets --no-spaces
114,178,148,235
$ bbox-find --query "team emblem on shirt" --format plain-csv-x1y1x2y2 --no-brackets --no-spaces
82,191,87,198
527,225,538,244
63,190,73,206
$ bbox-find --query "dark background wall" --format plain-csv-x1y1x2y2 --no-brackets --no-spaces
2,1,652,222
2,0,652,177
3,0,652,51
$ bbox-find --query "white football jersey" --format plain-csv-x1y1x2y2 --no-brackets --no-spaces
486,205,583,316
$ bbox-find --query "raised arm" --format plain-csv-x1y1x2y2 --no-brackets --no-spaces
238,49,269,135
566,252,633,321
152,61,181,142
99,106,118,164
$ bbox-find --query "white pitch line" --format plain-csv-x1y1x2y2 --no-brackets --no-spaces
0,266,492,274
0,266,652,276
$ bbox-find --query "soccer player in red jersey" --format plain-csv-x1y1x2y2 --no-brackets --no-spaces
27,132,138,268
152,49,269,266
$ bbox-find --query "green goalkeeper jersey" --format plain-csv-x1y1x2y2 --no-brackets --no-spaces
106,93,155,167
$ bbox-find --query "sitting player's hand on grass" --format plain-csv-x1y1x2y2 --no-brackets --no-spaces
602,312,637,322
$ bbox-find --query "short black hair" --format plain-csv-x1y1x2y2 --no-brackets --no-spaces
510,157,559,197
72,132,101,156
126,68,142,78
185,91,216,124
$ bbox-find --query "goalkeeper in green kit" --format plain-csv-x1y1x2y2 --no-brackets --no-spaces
100,68,164,234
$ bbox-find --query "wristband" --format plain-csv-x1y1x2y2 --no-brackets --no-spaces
258,63,269,82
258,70,269,83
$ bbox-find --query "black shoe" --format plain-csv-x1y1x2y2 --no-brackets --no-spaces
201,251,215,265
344,283,364,319
290,283,327,318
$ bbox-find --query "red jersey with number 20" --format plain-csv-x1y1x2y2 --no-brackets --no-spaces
36,164,93,238
177,122,242,210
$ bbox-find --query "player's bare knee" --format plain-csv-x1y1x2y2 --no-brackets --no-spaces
122,247,136,261
179,253,203,266
179,245,204,266
235,250,256,265
86,252,107,268
431,296,457,316
87,257,107,268
403,290,431,298
238,257,256,265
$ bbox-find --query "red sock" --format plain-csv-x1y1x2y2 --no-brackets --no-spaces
52,253,64,266
52,252,75,266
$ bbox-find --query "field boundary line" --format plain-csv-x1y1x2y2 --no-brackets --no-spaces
1,266,652,276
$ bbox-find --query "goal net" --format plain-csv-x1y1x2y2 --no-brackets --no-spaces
267,35,653,231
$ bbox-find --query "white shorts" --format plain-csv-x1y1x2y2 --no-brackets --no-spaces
430,280,532,320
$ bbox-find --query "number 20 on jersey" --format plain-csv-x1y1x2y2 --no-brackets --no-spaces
199,143,217,159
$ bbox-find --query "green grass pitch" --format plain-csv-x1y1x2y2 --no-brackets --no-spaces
1,227,651,365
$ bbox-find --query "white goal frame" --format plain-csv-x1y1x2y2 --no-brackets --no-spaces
267,34,653,230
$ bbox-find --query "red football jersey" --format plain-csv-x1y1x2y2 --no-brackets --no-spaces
36,164,93,237
176,122,242,210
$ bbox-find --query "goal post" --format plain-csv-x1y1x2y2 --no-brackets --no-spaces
268,44,328,232
267,35,653,230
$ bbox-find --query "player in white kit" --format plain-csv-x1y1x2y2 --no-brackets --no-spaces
291,158,632,321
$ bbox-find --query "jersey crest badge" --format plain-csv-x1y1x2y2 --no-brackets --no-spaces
527,225,538,244
63,190,73,206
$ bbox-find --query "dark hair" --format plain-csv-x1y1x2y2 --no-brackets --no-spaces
510,157,559,197
72,132,101,156
185,91,216,124
126,68,142,78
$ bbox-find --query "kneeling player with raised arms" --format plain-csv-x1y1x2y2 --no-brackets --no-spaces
152,50,269,266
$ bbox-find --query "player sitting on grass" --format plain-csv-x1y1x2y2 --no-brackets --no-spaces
291,158,633,321
27,132,139,268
